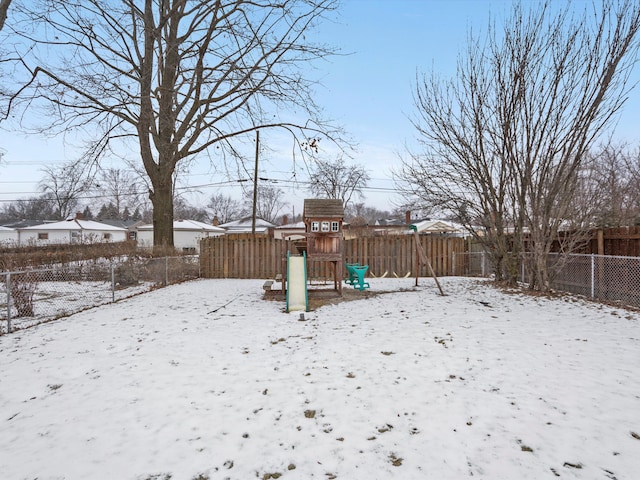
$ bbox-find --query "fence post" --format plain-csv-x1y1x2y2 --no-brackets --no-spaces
111,264,115,303
452,252,456,276
590,254,595,299
165,256,169,285
6,273,11,334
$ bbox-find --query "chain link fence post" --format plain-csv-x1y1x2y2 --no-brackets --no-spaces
6,272,11,334
590,254,595,299
165,256,169,286
481,251,486,277
111,263,116,303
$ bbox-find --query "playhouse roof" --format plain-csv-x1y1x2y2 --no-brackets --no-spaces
303,199,344,218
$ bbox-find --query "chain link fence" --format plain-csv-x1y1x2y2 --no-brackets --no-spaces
4,249,637,335
456,250,640,308
537,253,640,307
452,251,492,277
1,255,199,334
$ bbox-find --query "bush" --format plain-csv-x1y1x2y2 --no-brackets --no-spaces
10,272,37,317
114,262,140,287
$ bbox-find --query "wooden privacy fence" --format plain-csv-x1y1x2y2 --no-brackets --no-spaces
586,226,640,257
200,234,466,279
200,234,281,279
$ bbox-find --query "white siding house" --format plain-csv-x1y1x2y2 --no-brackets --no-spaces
17,219,128,245
410,219,468,237
0,226,18,246
273,221,306,240
136,219,225,253
218,217,275,234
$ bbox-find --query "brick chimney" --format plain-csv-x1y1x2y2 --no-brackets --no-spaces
212,215,219,226
282,215,289,226
405,210,411,225
75,212,83,220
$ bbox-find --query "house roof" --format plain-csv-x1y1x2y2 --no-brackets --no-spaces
2,219,53,229
0,225,15,231
375,218,405,226
18,219,127,232
303,199,344,218
410,219,465,234
275,221,305,230
136,219,226,232
218,217,275,229
98,218,144,229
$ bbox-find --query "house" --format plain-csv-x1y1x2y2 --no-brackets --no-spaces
274,220,306,240
1,219,47,229
16,218,128,245
218,216,275,235
0,226,18,245
375,218,406,226
98,218,146,241
136,219,226,253
410,219,468,237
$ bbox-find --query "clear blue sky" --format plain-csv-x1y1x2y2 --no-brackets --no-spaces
1,0,639,216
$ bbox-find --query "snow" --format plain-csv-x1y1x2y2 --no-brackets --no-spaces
1,277,639,480
19,219,127,232
2,281,155,332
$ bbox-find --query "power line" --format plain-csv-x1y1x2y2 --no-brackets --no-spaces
0,177,403,204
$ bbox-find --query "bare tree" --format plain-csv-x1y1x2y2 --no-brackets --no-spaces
39,162,94,220
397,0,640,289
344,202,391,225
7,0,344,251
0,0,10,32
584,143,640,227
0,195,56,222
308,156,370,209
207,193,242,224
242,184,287,224
173,196,209,222
95,168,145,220
0,0,12,122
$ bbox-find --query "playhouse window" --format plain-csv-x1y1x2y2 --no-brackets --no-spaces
331,221,339,232
38,233,48,240
311,221,320,232
103,233,112,240
321,221,330,232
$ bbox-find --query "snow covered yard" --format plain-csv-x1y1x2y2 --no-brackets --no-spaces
0,277,639,480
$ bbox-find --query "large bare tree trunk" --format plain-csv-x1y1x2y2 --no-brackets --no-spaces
0,0,10,31
149,178,175,254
